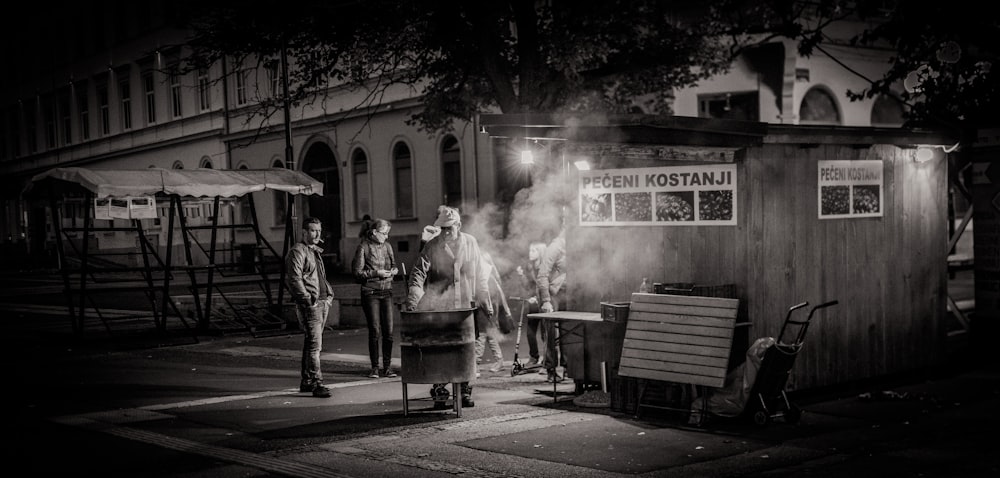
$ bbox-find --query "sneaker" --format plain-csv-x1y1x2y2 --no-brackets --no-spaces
368,368,380,379
432,385,450,410
312,384,332,398
538,367,548,375
461,396,475,408
299,383,314,393
381,368,397,378
488,361,504,373
546,372,564,383
526,357,540,366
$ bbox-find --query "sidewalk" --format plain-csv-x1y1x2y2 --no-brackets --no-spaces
16,325,995,478
6,269,998,476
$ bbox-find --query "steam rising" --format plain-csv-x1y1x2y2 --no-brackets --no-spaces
415,120,640,332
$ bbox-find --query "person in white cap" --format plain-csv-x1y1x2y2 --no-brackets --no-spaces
405,205,492,408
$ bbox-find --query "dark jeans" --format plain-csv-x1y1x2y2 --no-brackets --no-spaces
542,293,565,372
296,299,330,387
526,317,541,359
361,290,394,369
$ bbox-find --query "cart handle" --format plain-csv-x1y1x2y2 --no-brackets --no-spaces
784,301,809,322
806,300,839,321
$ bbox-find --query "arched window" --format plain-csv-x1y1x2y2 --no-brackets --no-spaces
799,87,841,124
172,160,184,169
200,156,213,169
441,135,461,208
393,142,414,218
352,148,371,220
272,159,286,225
870,94,905,127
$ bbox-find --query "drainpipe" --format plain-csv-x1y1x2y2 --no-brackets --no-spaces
220,56,234,262
281,46,294,172
472,113,481,208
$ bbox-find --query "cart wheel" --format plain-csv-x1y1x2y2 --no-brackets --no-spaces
784,406,802,424
753,410,769,426
511,363,523,377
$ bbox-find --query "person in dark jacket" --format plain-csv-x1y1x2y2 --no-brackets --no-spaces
537,222,566,383
352,218,398,379
285,217,335,398
515,241,547,367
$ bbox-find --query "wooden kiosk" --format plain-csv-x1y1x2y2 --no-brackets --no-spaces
483,114,953,396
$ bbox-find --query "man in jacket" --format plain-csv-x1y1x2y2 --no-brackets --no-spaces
285,217,335,398
405,206,492,408
537,220,566,383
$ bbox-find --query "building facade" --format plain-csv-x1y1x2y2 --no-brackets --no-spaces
0,3,902,272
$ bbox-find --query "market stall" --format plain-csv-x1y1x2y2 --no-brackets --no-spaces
482,114,952,394
22,167,323,339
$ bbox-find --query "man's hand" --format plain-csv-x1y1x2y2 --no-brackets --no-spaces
541,301,553,313
516,265,524,276
527,296,538,305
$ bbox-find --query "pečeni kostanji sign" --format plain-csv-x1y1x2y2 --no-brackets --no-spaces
578,164,737,226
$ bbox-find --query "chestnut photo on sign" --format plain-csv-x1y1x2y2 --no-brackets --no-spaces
614,192,652,222
852,185,880,214
581,193,612,222
655,191,694,221
698,190,733,221
821,185,850,215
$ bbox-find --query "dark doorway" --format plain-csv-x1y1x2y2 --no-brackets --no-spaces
301,142,343,271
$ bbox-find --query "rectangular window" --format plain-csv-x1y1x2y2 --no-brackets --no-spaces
60,93,72,145
143,71,156,125
441,137,462,208
77,86,90,141
9,109,20,157
697,91,759,122
198,69,211,111
0,115,7,161
353,156,370,219
169,69,182,118
44,99,57,149
25,103,37,154
273,191,287,225
119,78,132,130
394,146,414,218
265,61,280,98
97,85,110,136
235,69,247,105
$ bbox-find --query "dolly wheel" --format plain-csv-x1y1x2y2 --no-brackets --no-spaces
785,406,802,424
753,410,769,426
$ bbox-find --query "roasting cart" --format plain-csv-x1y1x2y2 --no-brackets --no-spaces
399,308,477,417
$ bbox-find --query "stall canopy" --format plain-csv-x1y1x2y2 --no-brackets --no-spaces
20,166,324,340
23,167,324,199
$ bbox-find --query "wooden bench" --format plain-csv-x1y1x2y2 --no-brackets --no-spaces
618,292,740,420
